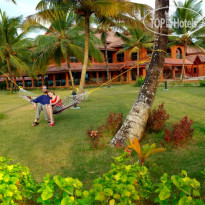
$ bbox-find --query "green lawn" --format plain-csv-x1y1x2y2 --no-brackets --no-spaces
0,85,204,192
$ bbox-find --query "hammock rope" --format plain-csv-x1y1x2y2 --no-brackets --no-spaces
0,49,166,114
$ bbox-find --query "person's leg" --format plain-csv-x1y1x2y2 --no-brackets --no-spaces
32,103,42,126
35,103,43,122
42,105,50,121
45,105,54,124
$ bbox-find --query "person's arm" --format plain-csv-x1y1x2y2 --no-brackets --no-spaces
31,96,42,104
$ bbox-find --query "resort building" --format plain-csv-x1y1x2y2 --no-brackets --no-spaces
1,31,205,89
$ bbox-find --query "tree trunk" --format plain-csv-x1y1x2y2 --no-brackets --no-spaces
111,0,169,146
104,36,110,87
137,50,140,78
180,41,187,81
78,12,90,94
6,56,13,94
66,57,75,91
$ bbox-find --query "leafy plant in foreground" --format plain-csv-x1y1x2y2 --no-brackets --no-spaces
154,171,204,205
126,138,166,165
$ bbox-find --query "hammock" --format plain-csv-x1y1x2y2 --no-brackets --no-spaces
18,88,89,114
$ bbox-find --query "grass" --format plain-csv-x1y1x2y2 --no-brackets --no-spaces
0,85,204,193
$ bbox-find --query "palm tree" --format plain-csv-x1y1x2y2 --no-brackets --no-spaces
25,9,103,90
116,28,153,78
28,0,148,93
0,10,33,93
170,0,205,81
28,10,85,90
95,17,124,87
111,0,169,145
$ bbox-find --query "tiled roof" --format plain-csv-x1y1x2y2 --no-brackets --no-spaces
187,46,205,55
186,55,197,63
165,58,193,65
46,62,125,73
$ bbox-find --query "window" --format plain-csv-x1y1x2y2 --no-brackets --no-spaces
131,52,138,61
194,67,197,73
176,47,182,59
117,52,124,62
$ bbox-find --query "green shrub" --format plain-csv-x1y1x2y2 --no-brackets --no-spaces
0,156,203,205
134,77,144,87
0,157,36,204
154,171,203,205
184,83,192,87
199,79,205,87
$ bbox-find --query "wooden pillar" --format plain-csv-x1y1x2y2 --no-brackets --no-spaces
102,72,106,82
6,78,9,89
120,70,125,82
172,66,176,80
42,75,44,86
90,72,93,82
65,72,69,87
31,78,34,88
22,77,25,88
14,77,17,84
109,71,111,81
127,70,131,83
160,70,164,80
53,74,56,88
96,71,99,84
142,68,146,78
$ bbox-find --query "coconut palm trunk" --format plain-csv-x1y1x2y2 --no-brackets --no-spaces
104,36,110,87
78,12,90,93
66,57,75,90
180,41,187,81
137,50,140,78
6,56,13,94
111,0,169,145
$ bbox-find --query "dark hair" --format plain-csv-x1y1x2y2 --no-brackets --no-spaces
42,85,48,89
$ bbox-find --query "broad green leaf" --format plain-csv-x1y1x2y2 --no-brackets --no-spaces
109,199,115,205
159,186,171,201
41,186,53,201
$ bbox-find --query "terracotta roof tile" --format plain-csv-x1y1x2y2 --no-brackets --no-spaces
165,58,193,65
187,46,205,55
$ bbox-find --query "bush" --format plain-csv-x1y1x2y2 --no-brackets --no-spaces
147,103,169,132
86,126,105,149
199,78,205,87
134,77,144,87
103,111,123,136
0,156,204,205
0,157,36,204
154,171,203,205
164,116,194,146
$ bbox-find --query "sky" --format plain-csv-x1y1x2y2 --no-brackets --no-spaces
0,0,205,37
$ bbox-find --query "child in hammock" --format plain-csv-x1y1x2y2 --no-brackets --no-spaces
46,90,63,126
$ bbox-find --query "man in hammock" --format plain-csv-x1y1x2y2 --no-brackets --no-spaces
30,85,51,126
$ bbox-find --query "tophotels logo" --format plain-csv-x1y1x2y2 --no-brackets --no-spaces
143,6,204,37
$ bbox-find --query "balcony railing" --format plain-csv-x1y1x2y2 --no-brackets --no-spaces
176,54,182,59
166,53,172,58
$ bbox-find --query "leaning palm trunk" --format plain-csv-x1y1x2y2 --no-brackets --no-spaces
111,0,169,145
180,41,187,81
66,57,75,91
137,50,140,78
78,13,90,94
6,56,13,94
104,37,110,87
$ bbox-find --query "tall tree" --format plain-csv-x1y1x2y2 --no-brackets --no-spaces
170,0,205,81
111,0,169,145
0,10,32,93
116,27,153,78
27,10,85,90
